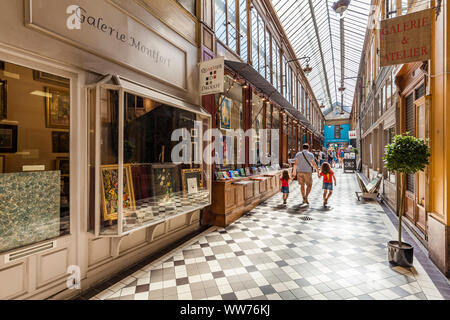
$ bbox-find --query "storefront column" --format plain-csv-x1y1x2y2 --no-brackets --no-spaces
428,2,450,277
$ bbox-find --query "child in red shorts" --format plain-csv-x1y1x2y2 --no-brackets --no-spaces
319,162,337,207
280,170,291,205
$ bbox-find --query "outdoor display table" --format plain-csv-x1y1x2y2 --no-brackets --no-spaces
210,169,291,227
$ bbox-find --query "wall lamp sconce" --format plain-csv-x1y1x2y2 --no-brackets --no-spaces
285,57,313,76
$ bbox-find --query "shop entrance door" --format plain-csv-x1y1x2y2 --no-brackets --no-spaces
414,95,427,234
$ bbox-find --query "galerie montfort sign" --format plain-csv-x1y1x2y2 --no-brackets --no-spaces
26,0,187,89
380,9,432,67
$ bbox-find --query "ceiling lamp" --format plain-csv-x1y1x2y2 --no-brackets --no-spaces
332,0,351,14
338,86,346,92
303,64,313,75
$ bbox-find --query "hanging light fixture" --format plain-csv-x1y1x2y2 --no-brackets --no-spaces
303,63,313,75
332,0,351,14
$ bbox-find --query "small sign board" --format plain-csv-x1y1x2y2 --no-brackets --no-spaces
349,130,357,140
200,57,224,95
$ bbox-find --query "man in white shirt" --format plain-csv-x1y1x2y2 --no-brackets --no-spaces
292,143,319,205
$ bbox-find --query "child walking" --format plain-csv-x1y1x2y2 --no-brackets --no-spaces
280,170,291,205
319,162,336,207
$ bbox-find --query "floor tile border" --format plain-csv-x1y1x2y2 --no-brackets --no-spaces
72,226,217,300
371,190,450,299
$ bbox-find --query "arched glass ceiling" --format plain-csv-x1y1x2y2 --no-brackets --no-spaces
271,0,372,110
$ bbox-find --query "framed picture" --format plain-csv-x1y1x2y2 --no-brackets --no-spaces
100,164,135,221
33,70,70,88
52,131,69,153
245,167,251,176
150,163,180,198
56,157,70,176
181,168,203,195
0,79,6,120
187,177,198,194
0,155,4,173
60,176,70,207
0,124,17,153
220,97,231,130
45,87,70,129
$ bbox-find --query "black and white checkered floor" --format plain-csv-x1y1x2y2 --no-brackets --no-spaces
94,170,447,300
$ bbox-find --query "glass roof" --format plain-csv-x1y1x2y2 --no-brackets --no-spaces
271,0,372,111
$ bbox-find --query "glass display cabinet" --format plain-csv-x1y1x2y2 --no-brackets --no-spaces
88,75,211,237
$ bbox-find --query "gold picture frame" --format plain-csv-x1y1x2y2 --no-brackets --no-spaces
100,164,136,222
33,70,70,88
45,87,70,129
181,168,203,195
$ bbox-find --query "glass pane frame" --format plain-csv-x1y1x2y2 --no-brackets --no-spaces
88,76,211,237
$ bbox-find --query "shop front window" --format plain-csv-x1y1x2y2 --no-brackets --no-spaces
0,61,70,253
272,107,280,130
88,76,211,236
265,102,271,156
217,76,244,170
252,93,264,165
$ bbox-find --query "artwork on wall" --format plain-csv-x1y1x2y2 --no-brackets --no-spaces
0,171,60,253
33,70,70,88
56,157,70,176
0,124,17,153
220,97,231,130
45,87,70,129
150,163,180,198
100,164,136,222
0,79,6,120
181,168,203,195
52,131,69,153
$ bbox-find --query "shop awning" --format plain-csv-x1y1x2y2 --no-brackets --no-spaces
224,60,312,130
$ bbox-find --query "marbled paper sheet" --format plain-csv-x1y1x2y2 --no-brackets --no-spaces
0,171,60,253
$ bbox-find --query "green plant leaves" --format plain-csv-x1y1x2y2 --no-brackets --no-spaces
383,132,431,174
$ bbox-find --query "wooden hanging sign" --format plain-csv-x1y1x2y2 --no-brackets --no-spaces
380,9,433,67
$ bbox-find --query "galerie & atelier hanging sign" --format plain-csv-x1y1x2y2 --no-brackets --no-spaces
380,8,432,67
199,57,224,95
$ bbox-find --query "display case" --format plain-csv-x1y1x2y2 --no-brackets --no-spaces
88,76,211,237
210,166,290,227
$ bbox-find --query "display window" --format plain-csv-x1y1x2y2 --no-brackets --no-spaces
265,103,271,155
217,76,244,171
88,75,211,236
252,92,264,165
0,61,71,253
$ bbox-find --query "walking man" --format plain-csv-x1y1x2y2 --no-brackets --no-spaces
292,143,319,205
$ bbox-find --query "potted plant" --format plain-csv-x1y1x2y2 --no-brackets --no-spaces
383,133,431,267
